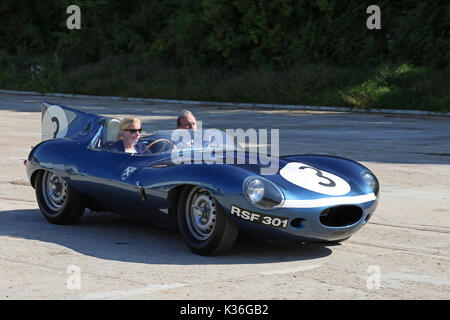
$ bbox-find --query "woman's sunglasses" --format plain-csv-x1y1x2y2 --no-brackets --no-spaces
124,128,142,133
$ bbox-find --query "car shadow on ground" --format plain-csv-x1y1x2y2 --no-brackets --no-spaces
0,209,332,265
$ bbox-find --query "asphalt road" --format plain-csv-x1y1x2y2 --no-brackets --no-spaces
0,93,449,300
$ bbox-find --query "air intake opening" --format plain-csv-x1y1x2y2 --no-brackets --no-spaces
320,205,363,227
291,218,306,229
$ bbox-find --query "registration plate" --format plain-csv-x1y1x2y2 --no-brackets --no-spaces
230,205,289,229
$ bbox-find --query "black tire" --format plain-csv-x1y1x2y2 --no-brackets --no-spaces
177,186,239,256
35,170,85,225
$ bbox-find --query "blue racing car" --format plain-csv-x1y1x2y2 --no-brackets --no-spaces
25,102,379,255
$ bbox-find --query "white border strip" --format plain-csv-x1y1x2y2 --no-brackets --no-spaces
282,193,376,208
1,89,449,117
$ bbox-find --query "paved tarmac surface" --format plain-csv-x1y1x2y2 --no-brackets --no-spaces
0,93,449,300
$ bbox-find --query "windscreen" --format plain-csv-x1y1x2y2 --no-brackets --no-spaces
140,129,242,156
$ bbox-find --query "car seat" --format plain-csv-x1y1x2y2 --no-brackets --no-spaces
102,118,121,148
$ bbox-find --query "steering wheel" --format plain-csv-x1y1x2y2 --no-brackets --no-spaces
143,139,175,154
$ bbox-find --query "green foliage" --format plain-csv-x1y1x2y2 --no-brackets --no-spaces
1,0,448,68
0,1,448,111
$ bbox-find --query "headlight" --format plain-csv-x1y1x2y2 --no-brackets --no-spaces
362,172,379,195
246,179,265,202
243,177,284,209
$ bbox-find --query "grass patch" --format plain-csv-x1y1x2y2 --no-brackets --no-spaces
1,53,448,113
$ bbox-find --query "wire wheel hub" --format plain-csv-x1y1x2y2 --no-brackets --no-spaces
185,188,217,241
42,171,67,212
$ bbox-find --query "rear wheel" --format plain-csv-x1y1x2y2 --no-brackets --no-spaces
35,170,85,225
177,186,239,255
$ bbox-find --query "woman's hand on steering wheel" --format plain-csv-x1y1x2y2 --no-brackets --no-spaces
143,139,175,154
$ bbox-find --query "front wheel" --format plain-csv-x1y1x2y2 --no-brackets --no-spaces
177,186,239,255
35,170,85,225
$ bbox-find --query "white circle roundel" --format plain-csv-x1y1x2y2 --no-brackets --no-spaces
42,105,68,140
280,162,351,196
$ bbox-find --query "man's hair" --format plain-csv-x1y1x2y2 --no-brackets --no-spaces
177,110,194,126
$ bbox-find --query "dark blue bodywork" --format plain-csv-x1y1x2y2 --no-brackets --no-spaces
26,102,379,243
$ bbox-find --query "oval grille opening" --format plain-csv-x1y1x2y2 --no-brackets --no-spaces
320,205,363,227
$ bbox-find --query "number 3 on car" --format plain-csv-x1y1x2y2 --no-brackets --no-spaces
280,162,351,195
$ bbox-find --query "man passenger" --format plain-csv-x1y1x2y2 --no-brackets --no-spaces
176,110,197,130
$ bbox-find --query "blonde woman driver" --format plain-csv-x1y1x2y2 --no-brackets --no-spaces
109,116,151,154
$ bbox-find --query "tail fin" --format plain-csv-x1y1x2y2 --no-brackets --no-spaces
41,102,97,141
